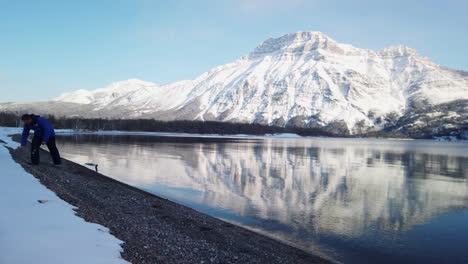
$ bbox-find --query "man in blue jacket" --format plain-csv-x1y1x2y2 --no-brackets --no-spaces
19,114,61,165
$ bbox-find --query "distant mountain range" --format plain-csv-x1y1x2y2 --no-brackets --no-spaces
1,31,467,138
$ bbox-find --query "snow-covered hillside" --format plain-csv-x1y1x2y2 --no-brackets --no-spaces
0,127,129,264
2,31,467,135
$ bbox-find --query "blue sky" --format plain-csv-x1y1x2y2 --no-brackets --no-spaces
0,0,467,103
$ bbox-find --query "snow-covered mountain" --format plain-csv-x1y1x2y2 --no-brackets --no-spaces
2,31,467,136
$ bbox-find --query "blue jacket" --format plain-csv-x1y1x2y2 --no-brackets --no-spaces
21,115,56,146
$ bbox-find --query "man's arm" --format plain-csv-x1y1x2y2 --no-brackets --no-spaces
37,117,53,143
20,126,30,146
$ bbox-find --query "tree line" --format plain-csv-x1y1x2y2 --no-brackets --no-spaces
0,112,334,137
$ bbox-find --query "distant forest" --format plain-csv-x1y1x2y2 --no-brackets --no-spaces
0,112,335,137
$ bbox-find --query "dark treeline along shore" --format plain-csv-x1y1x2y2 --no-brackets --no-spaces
0,111,410,138
0,112,338,137
3,109,466,139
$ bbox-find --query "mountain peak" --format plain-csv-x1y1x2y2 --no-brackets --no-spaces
380,45,419,56
249,31,337,58
107,79,156,88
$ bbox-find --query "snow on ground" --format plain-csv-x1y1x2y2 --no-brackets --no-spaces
0,127,130,264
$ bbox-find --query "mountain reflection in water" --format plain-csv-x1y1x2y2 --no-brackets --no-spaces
56,135,468,264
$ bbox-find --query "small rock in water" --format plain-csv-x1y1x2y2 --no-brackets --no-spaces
37,200,48,204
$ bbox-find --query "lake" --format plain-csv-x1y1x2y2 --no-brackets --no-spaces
55,134,468,264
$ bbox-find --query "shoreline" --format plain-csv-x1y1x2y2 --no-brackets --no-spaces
8,134,332,264
53,129,468,142
3,125,466,141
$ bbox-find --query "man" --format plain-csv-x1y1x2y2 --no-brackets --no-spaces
19,114,61,165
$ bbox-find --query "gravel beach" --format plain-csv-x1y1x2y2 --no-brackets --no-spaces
8,134,332,264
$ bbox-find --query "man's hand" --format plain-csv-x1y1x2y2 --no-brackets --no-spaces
17,146,24,151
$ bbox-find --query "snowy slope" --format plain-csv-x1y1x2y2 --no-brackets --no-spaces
4,31,468,132
0,127,129,264
54,79,156,105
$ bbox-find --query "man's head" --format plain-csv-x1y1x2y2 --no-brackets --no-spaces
21,114,34,125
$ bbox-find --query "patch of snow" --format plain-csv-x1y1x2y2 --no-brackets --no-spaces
0,127,129,264
412,120,426,126
426,112,444,117
444,111,459,119
433,136,462,142
264,133,303,138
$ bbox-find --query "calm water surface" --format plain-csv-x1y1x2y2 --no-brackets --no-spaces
55,135,468,264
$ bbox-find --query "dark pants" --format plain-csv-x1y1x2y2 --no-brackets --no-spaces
31,135,61,165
